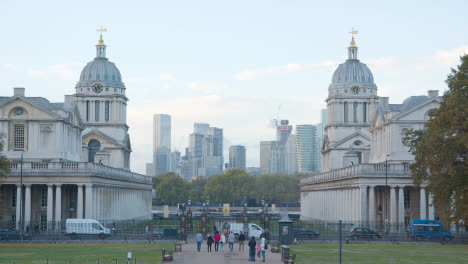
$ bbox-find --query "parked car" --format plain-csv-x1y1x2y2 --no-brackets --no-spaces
409,219,453,241
0,228,31,240
293,226,320,239
152,227,180,238
348,228,382,240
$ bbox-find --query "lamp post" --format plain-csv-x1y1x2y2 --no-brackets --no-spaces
187,197,192,232
385,154,389,234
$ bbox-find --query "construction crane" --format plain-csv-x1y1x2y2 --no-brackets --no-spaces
270,104,282,128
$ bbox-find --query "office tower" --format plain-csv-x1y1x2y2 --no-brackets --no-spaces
189,133,204,158
209,127,223,157
260,141,278,174
153,114,171,175
145,163,154,176
194,123,210,137
170,151,181,172
296,124,321,173
276,120,293,146
284,135,297,174
229,145,246,170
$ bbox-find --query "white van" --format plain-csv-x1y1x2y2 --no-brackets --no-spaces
65,219,111,239
229,223,264,239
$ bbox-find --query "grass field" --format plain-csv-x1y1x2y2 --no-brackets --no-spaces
0,243,172,264
289,243,468,264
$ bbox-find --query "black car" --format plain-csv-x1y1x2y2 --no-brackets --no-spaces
349,228,382,240
293,226,320,239
0,228,31,240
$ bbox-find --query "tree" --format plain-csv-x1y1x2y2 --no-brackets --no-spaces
403,55,468,225
189,177,207,204
152,172,179,190
255,174,300,206
0,135,10,219
204,169,255,205
156,174,189,205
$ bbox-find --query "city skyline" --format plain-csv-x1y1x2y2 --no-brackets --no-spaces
1,1,468,174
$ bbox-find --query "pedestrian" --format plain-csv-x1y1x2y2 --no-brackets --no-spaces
195,232,203,252
256,243,261,258
214,231,221,252
220,232,226,252
207,233,214,252
238,231,245,251
228,231,235,252
261,236,266,262
145,225,149,233
248,236,256,261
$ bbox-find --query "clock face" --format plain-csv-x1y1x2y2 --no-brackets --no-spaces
92,83,103,93
351,85,360,95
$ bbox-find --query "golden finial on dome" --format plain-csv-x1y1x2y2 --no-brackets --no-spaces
349,29,358,47
97,27,107,45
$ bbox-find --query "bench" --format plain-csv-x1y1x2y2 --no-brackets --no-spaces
162,248,173,262
174,240,182,252
283,253,296,264
271,242,280,253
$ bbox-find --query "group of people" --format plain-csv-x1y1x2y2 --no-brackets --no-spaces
195,231,267,262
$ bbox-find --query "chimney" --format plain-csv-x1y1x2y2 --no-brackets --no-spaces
428,90,439,98
379,97,389,109
14,87,25,97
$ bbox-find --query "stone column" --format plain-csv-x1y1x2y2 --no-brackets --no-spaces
360,185,367,224
390,186,396,232
15,185,22,230
398,186,405,231
24,184,31,231
77,185,84,218
420,187,427,219
55,185,62,230
369,185,375,228
85,184,93,218
428,193,435,220
47,185,53,230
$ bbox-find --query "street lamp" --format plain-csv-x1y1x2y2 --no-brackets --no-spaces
385,154,389,234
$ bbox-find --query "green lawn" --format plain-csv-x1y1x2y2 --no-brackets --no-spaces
289,243,468,264
0,243,172,264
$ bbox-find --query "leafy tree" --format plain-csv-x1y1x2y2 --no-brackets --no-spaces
255,174,300,206
0,136,10,219
403,55,468,225
152,172,179,190
156,174,189,205
189,177,207,204
204,169,255,205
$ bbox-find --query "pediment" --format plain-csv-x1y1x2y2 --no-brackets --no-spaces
331,132,370,149
82,130,124,149
391,99,441,121
0,96,62,120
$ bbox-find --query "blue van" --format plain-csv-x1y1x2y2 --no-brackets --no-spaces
410,219,453,241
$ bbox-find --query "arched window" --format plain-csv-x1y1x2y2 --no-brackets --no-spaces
88,139,101,162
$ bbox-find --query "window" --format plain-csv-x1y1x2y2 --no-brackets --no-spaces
353,102,358,123
13,124,25,150
404,189,411,209
41,187,47,207
11,216,16,229
344,102,348,123
40,215,47,231
105,101,109,122
404,216,410,225
88,139,101,162
86,100,90,121
95,101,100,121
363,102,367,123
11,189,16,208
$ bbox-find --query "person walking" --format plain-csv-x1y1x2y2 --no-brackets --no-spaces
260,236,266,262
220,232,226,252
195,232,203,252
238,231,245,251
248,236,256,261
207,233,214,252
228,231,235,252
214,231,220,252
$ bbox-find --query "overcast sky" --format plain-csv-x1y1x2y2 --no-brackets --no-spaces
1,0,467,174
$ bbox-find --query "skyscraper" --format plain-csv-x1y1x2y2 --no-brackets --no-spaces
296,124,320,173
153,114,171,175
229,145,246,170
194,123,210,137
260,141,278,174
170,151,181,172
284,134,297,174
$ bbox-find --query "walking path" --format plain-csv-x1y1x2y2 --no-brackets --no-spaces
172,242,284,264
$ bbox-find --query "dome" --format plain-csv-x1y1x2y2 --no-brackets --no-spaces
330,60,375,88
77,58,125,88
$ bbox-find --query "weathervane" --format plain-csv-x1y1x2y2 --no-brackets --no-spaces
349,28,358,47
97,26,107,45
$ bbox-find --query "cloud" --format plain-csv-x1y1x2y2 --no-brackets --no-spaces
27,69,48,77
235,61,337,80
124,77,146,84
3,64,16,70
159,73,176,81
187,81,228,94
26,64,80,79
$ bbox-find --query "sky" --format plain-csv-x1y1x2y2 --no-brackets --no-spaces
1,0,467,174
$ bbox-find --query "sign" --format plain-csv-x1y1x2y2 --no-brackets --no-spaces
271,204,276,212
163,205,169,218
223,203,230,216
127,252,132,260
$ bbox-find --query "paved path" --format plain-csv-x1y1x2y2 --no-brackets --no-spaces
172,242,284,264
